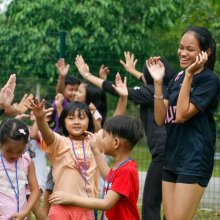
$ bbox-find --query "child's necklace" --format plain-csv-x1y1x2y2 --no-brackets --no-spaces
70,138,89,197
106,157,131,193
101,157,132,220
0,154,20,213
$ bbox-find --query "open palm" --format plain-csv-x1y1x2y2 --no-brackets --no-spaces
75,55,90,76
146,57,165,82
112,72,128,97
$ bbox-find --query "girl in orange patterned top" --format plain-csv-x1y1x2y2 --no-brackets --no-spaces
29,100,97,220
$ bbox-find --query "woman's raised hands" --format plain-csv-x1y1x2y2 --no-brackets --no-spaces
146,57,165,83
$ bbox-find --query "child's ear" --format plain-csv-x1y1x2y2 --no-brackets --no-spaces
114,137,120,149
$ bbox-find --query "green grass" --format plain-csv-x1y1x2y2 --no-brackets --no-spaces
213,160,220,177
131,144,151,171
194,209,220,219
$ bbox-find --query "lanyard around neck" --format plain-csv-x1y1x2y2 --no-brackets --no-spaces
0,154,20,212
70,138,89,196
100,157,131,220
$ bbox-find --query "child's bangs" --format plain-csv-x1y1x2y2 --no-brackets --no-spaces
68,107,88,117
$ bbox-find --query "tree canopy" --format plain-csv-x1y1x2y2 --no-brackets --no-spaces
0,0,185,81
0,0,220,122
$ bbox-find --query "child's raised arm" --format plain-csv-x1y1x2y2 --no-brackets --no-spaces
4,93,34,116
86,130,110,179
120,51,146,84
99,64,110,80
75,55,104,89
27,98,55,146
55,58,70,94
112,72,128,116
0,74,16,110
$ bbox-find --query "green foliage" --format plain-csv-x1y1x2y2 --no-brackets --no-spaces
0,0,183,82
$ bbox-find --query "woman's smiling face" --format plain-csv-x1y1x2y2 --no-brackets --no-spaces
178,32,201,69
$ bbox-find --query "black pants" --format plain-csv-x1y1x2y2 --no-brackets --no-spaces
142,160,165,220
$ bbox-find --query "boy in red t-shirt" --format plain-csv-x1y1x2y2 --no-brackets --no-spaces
49,115,143,220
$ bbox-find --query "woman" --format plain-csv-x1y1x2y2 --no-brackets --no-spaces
147,26,219,220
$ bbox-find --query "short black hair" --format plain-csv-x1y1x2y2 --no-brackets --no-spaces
57,101,94,136
103,115,143,149
65,75,81,86
0,118,29,144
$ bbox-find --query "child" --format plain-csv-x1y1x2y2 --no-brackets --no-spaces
29,99,98,220
55,58,81,103
53,75,81,131
0,118,40,219
49,115,144,220
43,58,81,216
147,26,219,220
75,82,107,131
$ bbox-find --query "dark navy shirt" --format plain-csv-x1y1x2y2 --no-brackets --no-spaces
164,68,219,178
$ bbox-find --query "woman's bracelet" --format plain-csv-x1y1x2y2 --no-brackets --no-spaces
154,94,164,100
85,73,92,79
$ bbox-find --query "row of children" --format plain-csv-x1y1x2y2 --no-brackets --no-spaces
0,25,219,220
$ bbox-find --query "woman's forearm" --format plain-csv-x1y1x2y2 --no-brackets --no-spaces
154,81,167,125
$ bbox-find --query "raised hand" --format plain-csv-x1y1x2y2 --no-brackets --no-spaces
56,58,70,77
146,57,165,83
16,93,34,114
0,74,16,108
29,111,36,121
54,93,64,107
120,51,137,73
15,113,30,120
186,51,208,76
26,97,48,119
85,131,101,152
112,72,128,97
75,55,90,77
89,102,97,115
99,64,110,80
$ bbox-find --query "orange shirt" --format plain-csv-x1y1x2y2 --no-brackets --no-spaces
41,133,98,198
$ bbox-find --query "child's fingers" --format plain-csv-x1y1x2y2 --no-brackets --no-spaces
84,131,93,137
123,76,127,86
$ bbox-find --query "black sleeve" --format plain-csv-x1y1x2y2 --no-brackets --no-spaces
190,74,219,112
102,80,168,106
127,86,154,106
102,80,154,105
102,80,118,96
